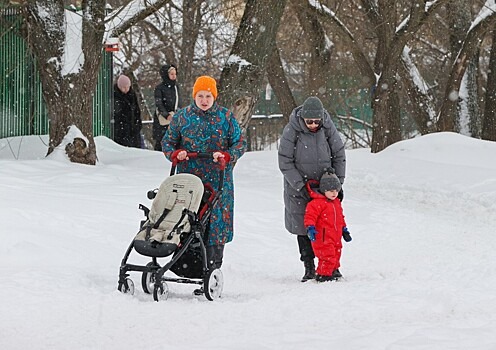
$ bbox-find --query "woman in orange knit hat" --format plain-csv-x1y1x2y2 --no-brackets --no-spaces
161,75,246,295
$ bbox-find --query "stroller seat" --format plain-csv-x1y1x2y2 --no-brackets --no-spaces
134,173,204,257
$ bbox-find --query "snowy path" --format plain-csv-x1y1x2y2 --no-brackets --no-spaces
1,133,496,349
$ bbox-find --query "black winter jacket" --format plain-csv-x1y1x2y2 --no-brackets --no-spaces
113,85,142,148
153,64,179,145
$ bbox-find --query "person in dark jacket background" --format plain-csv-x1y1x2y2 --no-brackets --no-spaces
153,64,180,151
113,74,142,148
278,96,346,282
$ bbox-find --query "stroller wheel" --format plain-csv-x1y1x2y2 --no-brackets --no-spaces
118,278,135,295
153,282,169,302
141,262,157,294
204,268,223,301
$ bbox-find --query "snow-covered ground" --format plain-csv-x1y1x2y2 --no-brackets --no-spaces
1,132,496,349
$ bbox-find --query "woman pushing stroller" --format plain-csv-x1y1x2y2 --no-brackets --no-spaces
161,76,246,293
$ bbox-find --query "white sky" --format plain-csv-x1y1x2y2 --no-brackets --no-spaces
1,132,496,349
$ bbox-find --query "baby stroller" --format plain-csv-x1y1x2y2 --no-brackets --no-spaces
117,152,226,301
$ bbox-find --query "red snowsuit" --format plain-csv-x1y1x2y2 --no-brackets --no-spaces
303,183,347,276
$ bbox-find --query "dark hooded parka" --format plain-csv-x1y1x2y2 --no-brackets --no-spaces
153,64,180,150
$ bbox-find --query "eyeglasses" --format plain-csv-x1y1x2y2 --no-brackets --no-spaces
304,119,322,125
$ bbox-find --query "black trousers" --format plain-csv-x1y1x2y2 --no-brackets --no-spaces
206,245,225,269
297,235,315,262
153,124,168,151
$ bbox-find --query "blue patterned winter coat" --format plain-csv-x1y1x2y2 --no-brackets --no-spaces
161,102,246,246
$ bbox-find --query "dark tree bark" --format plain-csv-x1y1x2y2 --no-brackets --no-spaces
180,0,205,92
446,0,480,136
398,53,435,135
218,0,287,129
437,10,496,132
359,0,449,152
291,0,333,101
266,44,297,124
482,29,496,141
362,0,402,152
310,1,375,87
23,0,106,164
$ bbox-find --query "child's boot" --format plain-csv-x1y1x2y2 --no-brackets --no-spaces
301,260,316,282
332,269,342,279
316,274,338,282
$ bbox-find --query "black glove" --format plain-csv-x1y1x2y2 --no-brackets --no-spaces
342,227,352,242
338,188,344,202
300,186,311,202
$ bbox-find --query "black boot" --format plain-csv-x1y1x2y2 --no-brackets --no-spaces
316,274,338,282
301,260,316,282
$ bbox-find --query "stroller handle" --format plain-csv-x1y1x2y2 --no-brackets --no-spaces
170,151,226,194
171,151,227,170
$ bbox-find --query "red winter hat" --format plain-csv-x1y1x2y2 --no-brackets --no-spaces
192,76,218,100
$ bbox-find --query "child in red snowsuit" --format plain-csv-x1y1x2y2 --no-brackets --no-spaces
304,170,351,282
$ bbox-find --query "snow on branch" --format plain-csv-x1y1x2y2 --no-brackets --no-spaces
470,0,496,31
105,0,172,38
226,55,252,72
401,46,436,121
307,0,354,38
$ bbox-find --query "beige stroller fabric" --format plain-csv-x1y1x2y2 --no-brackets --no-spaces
135,173,204,245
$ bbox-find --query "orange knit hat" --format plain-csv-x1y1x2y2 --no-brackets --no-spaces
192,76,218,100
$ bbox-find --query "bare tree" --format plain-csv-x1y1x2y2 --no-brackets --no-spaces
437,6,496,132
291,0,333,101
17,0,172,164
218,0,288,129
114,1,236,106
266,44,297,124
446,0,480,136
180,0,207,90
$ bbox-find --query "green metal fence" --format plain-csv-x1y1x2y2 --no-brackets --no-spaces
0,7,112,139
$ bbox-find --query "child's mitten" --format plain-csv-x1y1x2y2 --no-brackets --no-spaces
342,227,352,242
307,226,317,242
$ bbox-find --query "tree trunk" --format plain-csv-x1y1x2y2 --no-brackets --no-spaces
482,29,496,141
18,0,172,164
437,10,496,132
266,45,297,124
292,0,333,101
461,54,481,137
370,73,402,153
398,49,436,135
365,0,402,153
23,1,105,164
446,0,479,136
180,0,204,93
218,0,287,129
